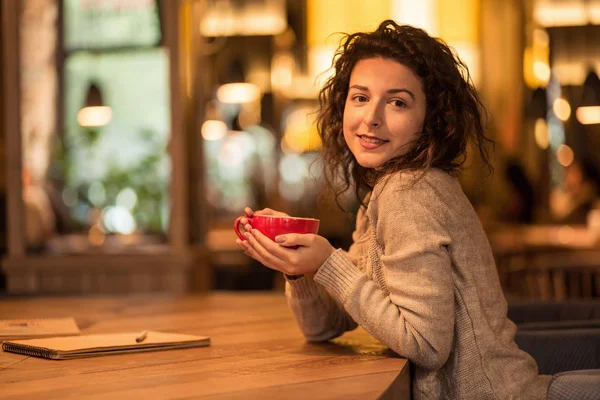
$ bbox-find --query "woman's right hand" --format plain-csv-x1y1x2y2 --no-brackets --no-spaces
240,207,289,226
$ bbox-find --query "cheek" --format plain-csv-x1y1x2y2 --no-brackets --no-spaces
342,121,352,146
396,114,425,135
342,108,352,137
343,107,361,130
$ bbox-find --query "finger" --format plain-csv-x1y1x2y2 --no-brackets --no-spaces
236,239,250,253
274,233,316,248
244,230,288,269
254,207,274,216
244,207,254,217
243,237,286,272
239,238,267,263
239,239,255,257
248,229,295,261
237,239,252,257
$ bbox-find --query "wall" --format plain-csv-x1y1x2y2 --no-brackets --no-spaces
478,0,529,211
21,0,58,183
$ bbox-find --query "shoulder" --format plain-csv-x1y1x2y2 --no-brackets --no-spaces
367,169,454,240
371,168,459,204
366,168,465,232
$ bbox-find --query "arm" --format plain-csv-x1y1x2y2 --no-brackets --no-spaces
314,181,455,370
284,211,369,341
285,274,357,341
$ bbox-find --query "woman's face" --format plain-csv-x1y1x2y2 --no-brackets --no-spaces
343,57,427,169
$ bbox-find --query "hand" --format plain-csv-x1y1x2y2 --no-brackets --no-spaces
236,227,336,276
239,207,289,226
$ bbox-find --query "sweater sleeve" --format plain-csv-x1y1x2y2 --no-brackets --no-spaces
314,177,455,370
284,207,369,341
284,273,357,341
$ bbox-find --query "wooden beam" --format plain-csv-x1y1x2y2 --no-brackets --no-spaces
162,0,189,255
1,0,24,258
56,0,65,141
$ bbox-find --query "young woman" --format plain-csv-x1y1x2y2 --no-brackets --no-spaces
236,20,550,399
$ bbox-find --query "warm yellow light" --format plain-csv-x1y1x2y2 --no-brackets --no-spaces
524,28,550,89
391,0,437,34
199,0,287,36
307,0,390,47
552,62,588,86
523,48,536,89
271,53,295,91
553,98,571,121
281,107,321,154
77,106,112,127
534,2,600,27
437,0,479,42
436,0,480,86
556,144,574,167
216,83,261,104
306,0,390,95
283,75,320,99
533,61,551,84
201,120,227,141
533,28,550,47
534,118,550,149
308,45,337,88
576,106,600,125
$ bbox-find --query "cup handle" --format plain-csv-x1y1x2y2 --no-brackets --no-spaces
234,216,249,241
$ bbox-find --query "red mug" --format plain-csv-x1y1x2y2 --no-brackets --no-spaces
234,214,320,242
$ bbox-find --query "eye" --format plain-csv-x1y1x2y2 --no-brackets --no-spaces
391,99,407,108
353,95,368,103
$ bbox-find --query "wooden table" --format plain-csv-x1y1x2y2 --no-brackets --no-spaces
0,293,409,399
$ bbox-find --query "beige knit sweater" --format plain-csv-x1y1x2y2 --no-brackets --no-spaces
285,169,551,399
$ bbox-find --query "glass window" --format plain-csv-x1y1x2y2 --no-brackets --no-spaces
63,0,161,50
62,49,171,235
37,0,170,254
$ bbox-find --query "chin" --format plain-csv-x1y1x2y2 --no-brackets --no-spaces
355,157,385,169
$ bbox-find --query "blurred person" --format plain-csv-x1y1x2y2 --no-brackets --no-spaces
550,157,600,224
502,159,536,224
236,21,550,399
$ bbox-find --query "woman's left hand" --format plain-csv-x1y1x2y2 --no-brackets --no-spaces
236,225,336,276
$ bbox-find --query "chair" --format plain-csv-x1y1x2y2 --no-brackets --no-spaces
507,300,600,399
514,328,600,375
547,370,600,400
507,299,600,325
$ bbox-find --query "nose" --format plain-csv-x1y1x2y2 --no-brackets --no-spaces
363,102,382,128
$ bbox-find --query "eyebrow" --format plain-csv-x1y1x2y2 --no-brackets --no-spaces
349,84,416,100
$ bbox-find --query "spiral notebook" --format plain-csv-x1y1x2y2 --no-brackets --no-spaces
2,331,211,360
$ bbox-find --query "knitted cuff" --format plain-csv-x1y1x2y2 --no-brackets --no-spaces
314,248,363,301
285,274,321,298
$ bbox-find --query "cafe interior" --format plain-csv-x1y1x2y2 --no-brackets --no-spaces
1,0,600,398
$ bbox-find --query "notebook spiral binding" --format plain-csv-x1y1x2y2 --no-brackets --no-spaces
2,342,55,359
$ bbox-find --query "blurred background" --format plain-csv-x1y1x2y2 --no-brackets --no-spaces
1,0,600,300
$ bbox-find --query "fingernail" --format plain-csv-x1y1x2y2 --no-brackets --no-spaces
245,224,252,231
275,236,286,243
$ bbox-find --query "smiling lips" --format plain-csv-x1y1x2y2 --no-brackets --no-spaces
358,134,388,149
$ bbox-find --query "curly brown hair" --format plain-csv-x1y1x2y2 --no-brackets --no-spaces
316,20,494,206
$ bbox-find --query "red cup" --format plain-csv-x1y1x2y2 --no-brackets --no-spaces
234,215,320,242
